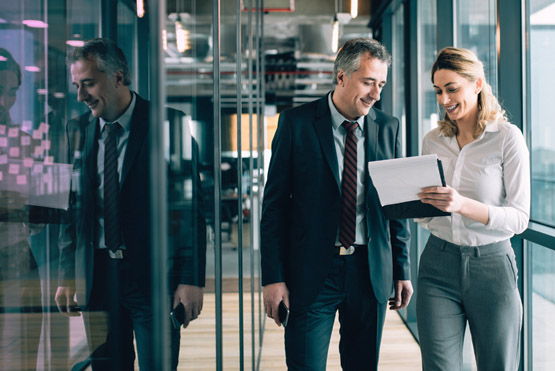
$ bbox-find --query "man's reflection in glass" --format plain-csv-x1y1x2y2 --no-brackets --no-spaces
55,38,206,371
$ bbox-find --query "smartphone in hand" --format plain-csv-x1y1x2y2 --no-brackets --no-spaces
170,302,185,329
278,300,290,327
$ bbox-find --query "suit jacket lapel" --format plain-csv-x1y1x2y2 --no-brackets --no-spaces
365,108,378,163
83,114,98,192
121,95,149,186
313,96,340,190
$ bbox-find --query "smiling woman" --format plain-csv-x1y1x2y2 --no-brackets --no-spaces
416,47,530,371
430,47,506,140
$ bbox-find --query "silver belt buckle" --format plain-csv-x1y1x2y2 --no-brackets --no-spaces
339,246,355,255
108,249,123,259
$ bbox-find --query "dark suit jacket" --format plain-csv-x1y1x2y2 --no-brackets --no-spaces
260,94,410,309
58,93,206,306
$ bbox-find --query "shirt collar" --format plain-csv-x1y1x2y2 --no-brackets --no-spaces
327,91,365,131
483,121,500,133
99,92,136,133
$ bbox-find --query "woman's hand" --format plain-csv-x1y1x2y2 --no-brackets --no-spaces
418,185,464,213
418,185,490,225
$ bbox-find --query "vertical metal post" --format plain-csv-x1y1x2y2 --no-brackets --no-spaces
100,0,118,39
236,0,245,369
247,0,256,369
436,0,455,50
406,0,419,158
256,4,265,369
149,0,170,369
521,0,531,366
212,0,223,370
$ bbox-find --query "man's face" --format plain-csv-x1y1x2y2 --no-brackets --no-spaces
333,54,388,121
0,70,19,123
71,58,122,122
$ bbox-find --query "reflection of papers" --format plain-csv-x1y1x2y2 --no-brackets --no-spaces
368,154,444,206
0,159,73,210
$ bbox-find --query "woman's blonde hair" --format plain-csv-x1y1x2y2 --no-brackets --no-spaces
431,47,507,137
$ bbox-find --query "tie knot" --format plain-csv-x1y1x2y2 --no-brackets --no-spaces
342,120,358,133
105,122,121,136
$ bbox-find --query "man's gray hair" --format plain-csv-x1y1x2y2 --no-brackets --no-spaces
333,38,392,85
67,38,131,86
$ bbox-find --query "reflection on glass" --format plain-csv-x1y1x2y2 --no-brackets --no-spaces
0,46,43,371
456,0,497,94
529,0,555,227
531,243,555,369
55,38,207,370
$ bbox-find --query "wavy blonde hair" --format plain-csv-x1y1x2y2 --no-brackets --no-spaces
431,47,507,137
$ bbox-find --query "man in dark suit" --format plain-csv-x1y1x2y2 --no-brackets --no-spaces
261,38,413,370
54,38,206,370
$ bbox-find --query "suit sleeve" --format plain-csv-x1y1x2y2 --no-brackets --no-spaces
167,110,206,289
260,111,293,286
388,118,411,281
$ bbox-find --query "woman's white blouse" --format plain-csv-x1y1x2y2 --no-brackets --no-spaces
416,121,530,246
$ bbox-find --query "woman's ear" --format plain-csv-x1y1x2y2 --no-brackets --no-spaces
475,77,484,95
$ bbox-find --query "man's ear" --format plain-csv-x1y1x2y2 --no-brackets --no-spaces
114,70,124,87
336,70,345,87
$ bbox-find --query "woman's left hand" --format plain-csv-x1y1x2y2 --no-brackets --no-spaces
418,185,465,213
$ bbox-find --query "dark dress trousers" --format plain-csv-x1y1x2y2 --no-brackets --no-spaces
58,94,206,370
260,95,410,370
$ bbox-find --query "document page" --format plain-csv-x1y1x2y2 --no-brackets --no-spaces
368,154,444,206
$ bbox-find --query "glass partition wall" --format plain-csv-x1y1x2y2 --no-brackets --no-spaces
0,0,266,369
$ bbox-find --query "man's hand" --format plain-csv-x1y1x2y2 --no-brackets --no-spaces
388,280,413,310
173,284,204,329
263,282,289,326
55,286,80,317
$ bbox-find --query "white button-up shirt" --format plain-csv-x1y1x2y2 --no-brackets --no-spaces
416,121,530,246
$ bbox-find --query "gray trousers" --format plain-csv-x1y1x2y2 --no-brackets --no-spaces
416,234,522,371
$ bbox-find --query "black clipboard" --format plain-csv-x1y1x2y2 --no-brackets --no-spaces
382,160,450,220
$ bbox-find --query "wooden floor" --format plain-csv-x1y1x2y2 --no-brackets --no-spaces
1,289,421,369
179,292,422,370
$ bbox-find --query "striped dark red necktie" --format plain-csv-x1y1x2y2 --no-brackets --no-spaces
104,122,122,252
339,120,358,248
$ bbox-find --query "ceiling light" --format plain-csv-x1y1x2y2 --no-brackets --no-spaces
66,40,85,47
331,17,339,53
25,66,41,72
137,0,145,18
175,19,190,53
22,20,48,28
351,0,358,19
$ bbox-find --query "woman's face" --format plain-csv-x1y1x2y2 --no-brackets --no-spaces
0,70,19,123
433,68,482,124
